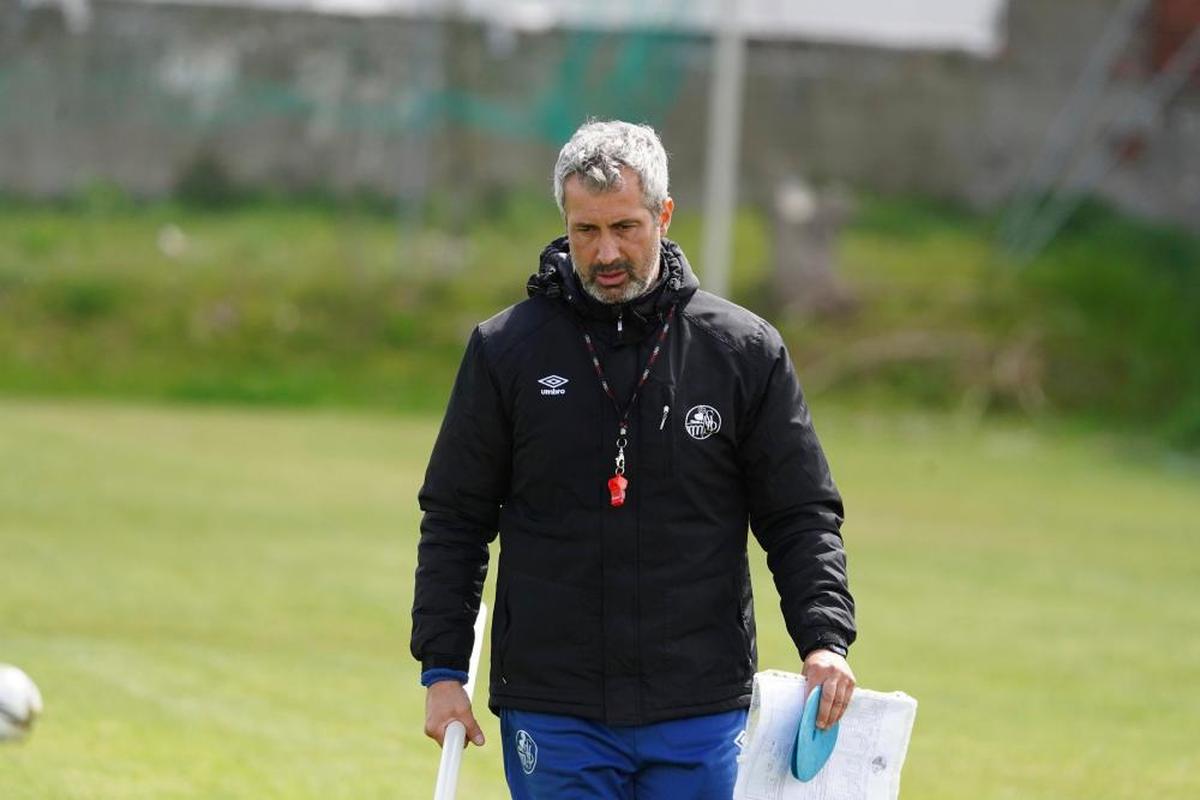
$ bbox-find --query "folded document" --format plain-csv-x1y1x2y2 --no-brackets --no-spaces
734,670,918,800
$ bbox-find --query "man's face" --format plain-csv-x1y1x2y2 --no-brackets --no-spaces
563,166,675,305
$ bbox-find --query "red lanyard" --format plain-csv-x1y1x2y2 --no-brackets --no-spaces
579,304,677,507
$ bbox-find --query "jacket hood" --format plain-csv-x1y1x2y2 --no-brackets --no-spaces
526,236,700,328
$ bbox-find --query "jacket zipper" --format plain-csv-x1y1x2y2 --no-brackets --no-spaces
659,387,675,477
616,310,624,336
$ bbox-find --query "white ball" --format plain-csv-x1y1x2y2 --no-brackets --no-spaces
0,664,43,742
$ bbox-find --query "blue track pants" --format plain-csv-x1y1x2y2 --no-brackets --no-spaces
500,707,747,799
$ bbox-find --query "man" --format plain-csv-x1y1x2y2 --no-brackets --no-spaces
412,120,856,799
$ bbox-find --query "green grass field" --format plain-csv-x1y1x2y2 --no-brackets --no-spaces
1,398,1197,798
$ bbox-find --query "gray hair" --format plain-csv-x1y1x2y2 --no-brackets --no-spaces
553,120,670,217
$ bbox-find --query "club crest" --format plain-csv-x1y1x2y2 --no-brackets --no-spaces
515,729,538,774
684,405,722,440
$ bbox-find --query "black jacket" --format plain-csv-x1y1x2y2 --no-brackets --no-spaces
411,237,855,725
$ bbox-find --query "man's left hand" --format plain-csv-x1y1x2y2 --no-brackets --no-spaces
802,649,856,730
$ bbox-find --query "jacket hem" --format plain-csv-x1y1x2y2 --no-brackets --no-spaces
488,688,752,726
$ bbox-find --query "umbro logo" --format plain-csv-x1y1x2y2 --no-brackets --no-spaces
538,374,569,396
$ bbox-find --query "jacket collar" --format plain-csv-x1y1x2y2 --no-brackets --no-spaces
526,236,699,340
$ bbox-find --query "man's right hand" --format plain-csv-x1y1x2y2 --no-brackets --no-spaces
424,680,486,749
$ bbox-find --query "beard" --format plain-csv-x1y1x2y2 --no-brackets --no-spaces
577,241,661,305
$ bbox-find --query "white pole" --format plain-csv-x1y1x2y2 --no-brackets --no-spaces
701,0,746,299
432,602,488,800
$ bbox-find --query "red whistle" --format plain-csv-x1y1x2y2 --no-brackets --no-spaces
607,474,628,507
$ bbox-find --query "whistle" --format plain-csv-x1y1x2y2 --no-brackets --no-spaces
607,474,628,507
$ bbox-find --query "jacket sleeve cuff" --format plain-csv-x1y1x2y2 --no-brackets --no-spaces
797,629,850,660
421,653,471,673
421,668,470,687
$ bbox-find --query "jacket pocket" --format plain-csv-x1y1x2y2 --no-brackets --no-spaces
498,571,602,696
659,572,745,685
655,382,676,479
494,579,512,684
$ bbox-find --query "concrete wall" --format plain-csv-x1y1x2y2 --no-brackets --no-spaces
1,0,1196,230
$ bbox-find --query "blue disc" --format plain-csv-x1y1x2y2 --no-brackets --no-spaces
790,685,840,782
